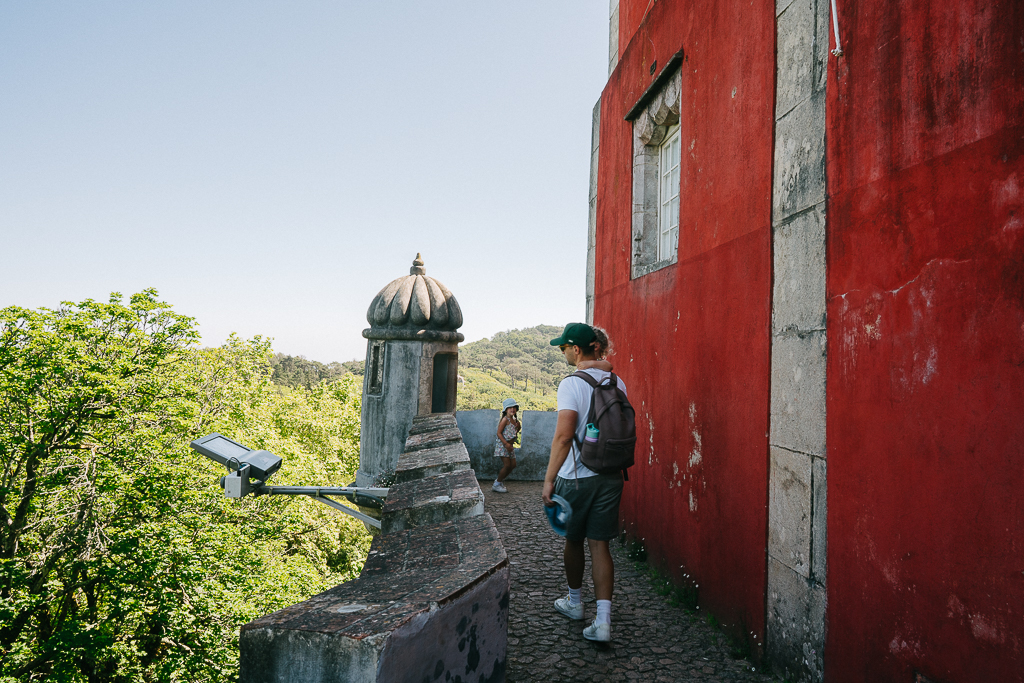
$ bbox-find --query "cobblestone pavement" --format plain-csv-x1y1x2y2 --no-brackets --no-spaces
483,479,777,683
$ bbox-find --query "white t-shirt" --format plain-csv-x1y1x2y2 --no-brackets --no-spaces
555,369,628,480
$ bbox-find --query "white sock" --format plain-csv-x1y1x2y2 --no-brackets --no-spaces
596,599,611,625
568,586,581,606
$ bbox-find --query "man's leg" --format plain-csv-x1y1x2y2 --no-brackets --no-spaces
587,539,614,601
554,537,587,620
583,538,614,640
564,538,585,589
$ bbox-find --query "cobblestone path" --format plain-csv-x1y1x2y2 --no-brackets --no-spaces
483,479,777,683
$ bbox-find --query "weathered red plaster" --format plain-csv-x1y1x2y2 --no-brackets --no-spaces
596,0,776,655
601,0,1023,677
826,0,1024,680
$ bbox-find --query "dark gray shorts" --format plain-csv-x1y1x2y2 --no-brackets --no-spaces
554,473,624,542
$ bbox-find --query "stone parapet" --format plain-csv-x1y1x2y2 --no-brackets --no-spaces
456,410,556,481
239,412,508,683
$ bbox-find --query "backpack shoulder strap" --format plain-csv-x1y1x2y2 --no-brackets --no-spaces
570,370,599,386
568,371,598,456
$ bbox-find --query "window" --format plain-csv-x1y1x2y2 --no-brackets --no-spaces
629,67,682,279
658,126,681,262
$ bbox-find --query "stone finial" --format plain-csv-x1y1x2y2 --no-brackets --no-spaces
364,253,464,342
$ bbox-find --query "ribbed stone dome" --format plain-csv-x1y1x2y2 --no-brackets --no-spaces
363,254,465,342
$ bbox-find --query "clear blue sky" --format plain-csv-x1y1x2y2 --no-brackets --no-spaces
0,1,609,362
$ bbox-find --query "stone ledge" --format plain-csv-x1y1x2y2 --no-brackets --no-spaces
394,441,470,483
240,516,508,683
407,412,458,435
381,469,484,534
242,515,506,638
403,425,463,452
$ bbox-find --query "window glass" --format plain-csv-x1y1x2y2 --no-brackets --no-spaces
658,127,681,261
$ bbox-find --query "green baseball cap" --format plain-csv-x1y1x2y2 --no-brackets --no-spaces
550,322,596,347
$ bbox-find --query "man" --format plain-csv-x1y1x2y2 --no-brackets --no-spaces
543,322,625,642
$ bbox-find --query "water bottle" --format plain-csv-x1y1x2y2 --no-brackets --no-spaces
585,423,599,443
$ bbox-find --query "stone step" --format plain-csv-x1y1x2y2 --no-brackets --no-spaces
381,469,484,534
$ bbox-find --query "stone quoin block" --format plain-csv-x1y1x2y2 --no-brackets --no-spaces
770,330,827,457
769,446,813,578
402,425,464,453
776,0,799,19
766,557,825,683
406,411,458,436
775,0,817,117
772,90,826,224
772,203,827,335
811,455,827,584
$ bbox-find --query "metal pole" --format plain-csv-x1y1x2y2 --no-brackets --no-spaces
260,485,389,497
258,485,387,529
308,495,382,529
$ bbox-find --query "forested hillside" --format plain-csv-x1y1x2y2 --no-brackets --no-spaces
270,353,363,389
271,325,572,411
456,325,571,411
0,292,369,682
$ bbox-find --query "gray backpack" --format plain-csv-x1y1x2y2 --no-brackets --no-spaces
571,371,637,478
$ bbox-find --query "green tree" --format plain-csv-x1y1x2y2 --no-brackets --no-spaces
0,292,368,682
268,354,361,389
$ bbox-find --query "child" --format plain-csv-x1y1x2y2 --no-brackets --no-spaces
492,398,521,493
576,326,614,372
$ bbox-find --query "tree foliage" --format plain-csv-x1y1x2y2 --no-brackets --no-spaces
268,354,363,390
0,291,368,682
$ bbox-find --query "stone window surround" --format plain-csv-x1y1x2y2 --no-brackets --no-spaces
367,340,385,395
631,67,683,279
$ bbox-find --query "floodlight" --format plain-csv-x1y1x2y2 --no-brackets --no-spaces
189,432,389,529
190,433,282,481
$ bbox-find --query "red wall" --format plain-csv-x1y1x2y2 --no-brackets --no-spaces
597,0,776,654
826,1,1024,680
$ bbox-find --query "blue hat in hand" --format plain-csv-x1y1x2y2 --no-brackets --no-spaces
545,495,573,536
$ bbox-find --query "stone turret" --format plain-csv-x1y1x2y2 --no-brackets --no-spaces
355,254,464,486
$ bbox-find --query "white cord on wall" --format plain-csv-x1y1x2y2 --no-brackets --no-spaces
831,0,844,56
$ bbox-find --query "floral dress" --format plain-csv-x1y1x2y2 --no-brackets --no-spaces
494,418,519,458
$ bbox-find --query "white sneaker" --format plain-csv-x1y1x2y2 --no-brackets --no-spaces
554,595,584,621
583,619,611,642
491,481,507,493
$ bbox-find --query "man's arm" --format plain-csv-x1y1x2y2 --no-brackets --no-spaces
543,409,578,505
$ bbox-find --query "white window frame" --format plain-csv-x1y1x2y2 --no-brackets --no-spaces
658,126,681,262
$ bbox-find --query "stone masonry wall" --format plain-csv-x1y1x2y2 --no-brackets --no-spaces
240,413,509,683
